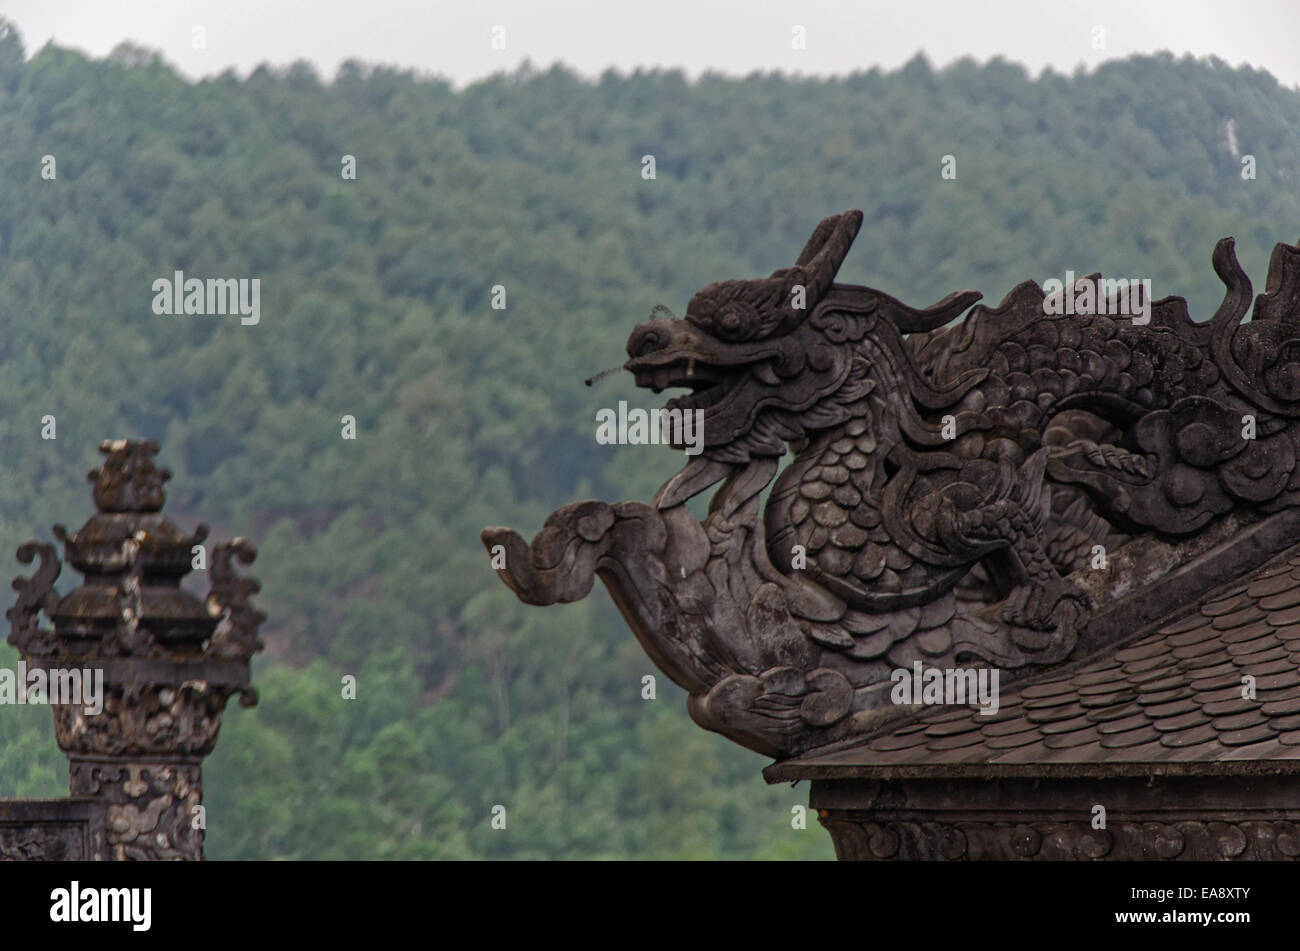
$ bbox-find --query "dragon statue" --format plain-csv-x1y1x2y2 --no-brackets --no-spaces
484,210,1300,758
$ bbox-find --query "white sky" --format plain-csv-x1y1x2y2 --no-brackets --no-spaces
3,0,1299,89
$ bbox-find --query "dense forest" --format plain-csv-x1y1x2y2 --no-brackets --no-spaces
0,19,1298,858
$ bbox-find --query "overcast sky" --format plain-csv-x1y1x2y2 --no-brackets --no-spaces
5,0,1299,89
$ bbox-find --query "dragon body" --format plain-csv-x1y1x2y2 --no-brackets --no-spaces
486,210,1300,757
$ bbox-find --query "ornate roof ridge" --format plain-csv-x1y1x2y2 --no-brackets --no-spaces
487,209,1300,760
770,520,1300,779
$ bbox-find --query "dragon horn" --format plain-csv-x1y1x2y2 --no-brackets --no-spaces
801,210,863,304
792,213,841,267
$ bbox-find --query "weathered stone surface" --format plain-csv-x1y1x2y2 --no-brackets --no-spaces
0,800,95,861
3,440,263,861
762,535,1300,771
485,210,1300,764
798,775,1300,861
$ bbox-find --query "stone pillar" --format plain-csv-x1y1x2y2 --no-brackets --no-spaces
6,439,264,860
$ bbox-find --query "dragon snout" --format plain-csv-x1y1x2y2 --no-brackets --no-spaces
626,321,676,361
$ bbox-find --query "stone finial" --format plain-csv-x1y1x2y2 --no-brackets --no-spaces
89,438,171,513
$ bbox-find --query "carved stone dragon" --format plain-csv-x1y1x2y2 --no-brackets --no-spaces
484,210,1300,758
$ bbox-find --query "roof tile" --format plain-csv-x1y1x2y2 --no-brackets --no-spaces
837,542,1300,768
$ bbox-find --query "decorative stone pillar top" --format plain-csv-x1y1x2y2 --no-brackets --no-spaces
4,439,265,859
8,438,264,666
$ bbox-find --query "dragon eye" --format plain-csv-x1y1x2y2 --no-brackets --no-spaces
714,305,755,340
636,332,665,357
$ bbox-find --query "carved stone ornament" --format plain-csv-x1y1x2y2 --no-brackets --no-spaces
485,210,1300,760
5,439,264,860
827,818,1300,861
70,761,203,862
8,439,263,666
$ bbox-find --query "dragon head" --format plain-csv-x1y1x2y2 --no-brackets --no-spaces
624,212,867,504
624,210,984,510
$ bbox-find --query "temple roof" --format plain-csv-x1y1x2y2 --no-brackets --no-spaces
767,540,1300,782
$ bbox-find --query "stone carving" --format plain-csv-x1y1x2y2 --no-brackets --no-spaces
484,210,1300,758
53,682,235,758
9,439,261,665
8,541,60,656
70,762,203,862
89,438,170,512
6,439,262,860
825,817,1300,861
207,539,266,663
0,825,84,861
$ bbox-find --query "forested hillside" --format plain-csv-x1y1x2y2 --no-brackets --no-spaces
0,20,1298,858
